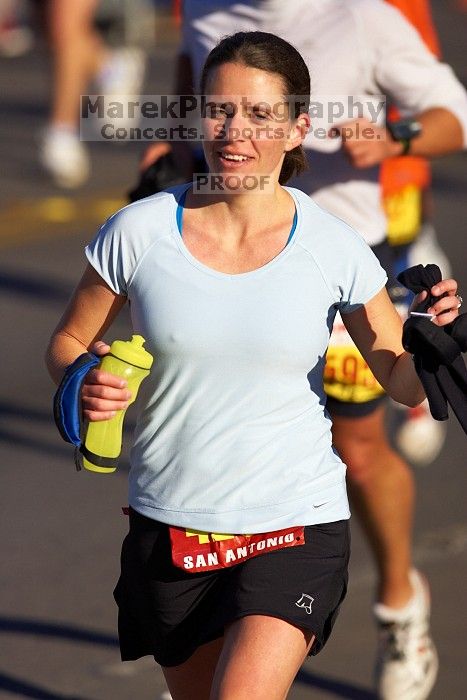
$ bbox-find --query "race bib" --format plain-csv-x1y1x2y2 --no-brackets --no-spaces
384,184,422,246
324,301,409,403
169,525,305,573
324,315,384,403
324,346,385,403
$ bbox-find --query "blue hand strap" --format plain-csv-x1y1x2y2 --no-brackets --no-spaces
53,353,100,446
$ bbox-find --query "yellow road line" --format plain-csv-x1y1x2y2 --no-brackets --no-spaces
0,192,127,249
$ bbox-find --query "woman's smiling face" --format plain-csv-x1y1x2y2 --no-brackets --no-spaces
202,62,302,186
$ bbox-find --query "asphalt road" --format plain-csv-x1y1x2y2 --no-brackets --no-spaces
0,3,466,699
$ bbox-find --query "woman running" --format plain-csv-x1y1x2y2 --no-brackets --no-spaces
46,32,460,700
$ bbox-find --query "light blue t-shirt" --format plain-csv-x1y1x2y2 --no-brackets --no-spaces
85,185,387,533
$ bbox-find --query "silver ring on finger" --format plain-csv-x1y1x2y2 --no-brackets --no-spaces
456,294,463,309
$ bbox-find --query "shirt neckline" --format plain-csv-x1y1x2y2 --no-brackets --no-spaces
171,183,302,280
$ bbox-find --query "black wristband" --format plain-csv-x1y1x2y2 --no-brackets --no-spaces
387,118,421,156
400,138,411,156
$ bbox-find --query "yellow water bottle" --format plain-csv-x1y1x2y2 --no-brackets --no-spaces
81,335,153,473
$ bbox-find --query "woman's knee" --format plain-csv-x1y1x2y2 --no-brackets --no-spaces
210,616,313,700
332,412,390,483
163,637,223,700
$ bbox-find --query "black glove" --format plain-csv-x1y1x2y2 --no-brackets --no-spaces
397,264,467,434
128,151,185,202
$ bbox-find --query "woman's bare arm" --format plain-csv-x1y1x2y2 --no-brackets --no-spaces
46,264,126,383
45,264,132,421
342,279,459,407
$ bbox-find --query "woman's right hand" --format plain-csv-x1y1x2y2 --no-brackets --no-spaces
81,341,132,421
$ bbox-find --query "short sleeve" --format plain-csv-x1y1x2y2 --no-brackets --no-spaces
85,211,132,296
85,190,180,295
336,228,388,314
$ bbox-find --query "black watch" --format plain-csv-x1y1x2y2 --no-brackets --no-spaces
387,118,422,155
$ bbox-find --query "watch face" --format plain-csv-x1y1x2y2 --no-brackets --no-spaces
389,119,422,141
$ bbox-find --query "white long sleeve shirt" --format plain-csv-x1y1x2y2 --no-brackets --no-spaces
181,0,467,244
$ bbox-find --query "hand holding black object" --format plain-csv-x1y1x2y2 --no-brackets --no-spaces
128,152,185,202
397,264,467,434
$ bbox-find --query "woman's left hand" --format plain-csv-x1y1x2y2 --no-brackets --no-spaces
410,278,461,327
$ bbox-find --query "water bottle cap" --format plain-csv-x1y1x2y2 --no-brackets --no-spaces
109,335,154,369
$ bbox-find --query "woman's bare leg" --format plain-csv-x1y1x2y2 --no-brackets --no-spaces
161,615,314,700
211,615,315,700
47,0,108,128
162,636,224,700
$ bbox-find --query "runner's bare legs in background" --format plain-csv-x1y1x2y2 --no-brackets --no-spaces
40,0,144,188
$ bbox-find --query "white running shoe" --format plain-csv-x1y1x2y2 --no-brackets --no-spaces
0,23,33,57
93,47,146,134
95,47,146,97
39,127,90,188
395,400,446,466
374,570,439,700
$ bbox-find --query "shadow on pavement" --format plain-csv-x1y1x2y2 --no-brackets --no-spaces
296,668,376,699
0,615,118,647
0,616,115,699
0,615,376,700
0,400,53,424
0,400,72,460
0,672,89,700
0,399,134,470
0,269,72,305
